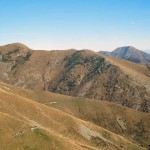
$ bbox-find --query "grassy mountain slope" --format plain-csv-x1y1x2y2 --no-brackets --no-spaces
0,112,83,150
0,82,149,149
0,43,150,112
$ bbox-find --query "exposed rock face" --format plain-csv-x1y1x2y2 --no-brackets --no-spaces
0,43,150,112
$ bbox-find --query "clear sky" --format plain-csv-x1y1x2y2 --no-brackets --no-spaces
0,0,150,52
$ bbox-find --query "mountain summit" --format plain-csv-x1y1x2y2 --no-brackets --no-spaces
99,46,150,65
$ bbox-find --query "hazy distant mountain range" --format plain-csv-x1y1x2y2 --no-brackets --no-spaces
99,46,150,65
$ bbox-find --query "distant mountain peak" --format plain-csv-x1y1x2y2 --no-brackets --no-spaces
99,46,150,65
113,46,138,51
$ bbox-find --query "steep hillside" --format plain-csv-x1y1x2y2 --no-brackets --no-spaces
0,112,83,150
99,46,150,65
0,82,149,150
0,43,150,112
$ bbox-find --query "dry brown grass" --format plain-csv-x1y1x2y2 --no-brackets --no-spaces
0,82,148,150
0,43,150,112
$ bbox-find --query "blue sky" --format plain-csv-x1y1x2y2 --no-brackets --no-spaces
0,0,150,52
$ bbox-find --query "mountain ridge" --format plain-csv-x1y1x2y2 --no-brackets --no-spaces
99,46,150,65
0,43,150,112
